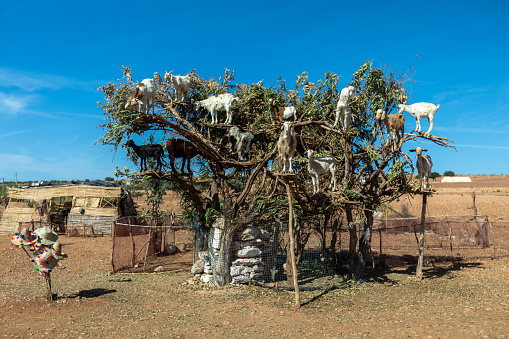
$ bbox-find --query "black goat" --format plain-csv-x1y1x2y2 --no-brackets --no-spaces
164,139,203,173
125,140,164,172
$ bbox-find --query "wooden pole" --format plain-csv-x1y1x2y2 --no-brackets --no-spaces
416,193,427,280
44,272,53,301
285,181,300,308
129,226,135,268
143,227,153,272
111,220,116,273
472,191,477,216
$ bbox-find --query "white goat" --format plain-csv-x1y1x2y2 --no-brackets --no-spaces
195,93,239,124
164,72,191,102
267,98,298,122
410,146,433,189
333,85,355,130
397,102,440,135
277,122,298,172
307,149,339,194
125,78,157,114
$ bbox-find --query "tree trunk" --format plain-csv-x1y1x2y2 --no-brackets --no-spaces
212,218,234,287
285,182,300,307
328,215,341,269
346,208,356,276
357,208,373,280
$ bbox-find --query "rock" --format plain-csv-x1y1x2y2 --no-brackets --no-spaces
231,275,252,284
237,246,262,258
191,259,205,274
197,251,208,261
239,227,261,241
165,243,177,255
176,243,187,252
230,264,265,277
201,274,214,283
250,272,265,279
231,258,261,266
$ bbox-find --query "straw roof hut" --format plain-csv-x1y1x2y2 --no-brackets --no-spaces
0,182,136,235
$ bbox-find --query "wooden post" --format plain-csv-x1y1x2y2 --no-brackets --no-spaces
44,272,53,301
284,181,300,308
143,227,153,272
129,226,135,268
416,193,427,280
472,191,477,216
111,220,116,273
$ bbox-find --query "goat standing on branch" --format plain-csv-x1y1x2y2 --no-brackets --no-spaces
307,149,339,194
226,126,268,161
125,78,157,114
409,146,433,189
164,72,192,102
125,140,164,172
277,122,298,173
268,98,298,122
164,139,203,173
375,108,405,148
333,85,355,130
195,93,239,124
397,102,440,136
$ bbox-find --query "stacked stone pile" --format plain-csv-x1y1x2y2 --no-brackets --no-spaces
230,225,273,284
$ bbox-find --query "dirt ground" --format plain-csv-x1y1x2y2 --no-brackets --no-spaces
2,175,509,338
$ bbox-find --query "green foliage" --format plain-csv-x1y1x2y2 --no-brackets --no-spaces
138,176,167,222
98,61,418,228
203,208,221,226
443,170,455,177
430,172,441,179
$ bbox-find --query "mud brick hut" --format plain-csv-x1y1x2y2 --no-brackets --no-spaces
0,182,136,235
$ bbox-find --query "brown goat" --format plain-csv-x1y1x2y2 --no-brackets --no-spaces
376,109,405,146
268,98,297,122
164,139,203,173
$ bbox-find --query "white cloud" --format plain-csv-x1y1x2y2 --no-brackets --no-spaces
0,92,37,115
0,68,101,92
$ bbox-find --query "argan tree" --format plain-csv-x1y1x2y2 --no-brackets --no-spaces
98,62,451,285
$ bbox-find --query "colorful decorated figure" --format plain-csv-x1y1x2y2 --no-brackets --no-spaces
10,226,65,300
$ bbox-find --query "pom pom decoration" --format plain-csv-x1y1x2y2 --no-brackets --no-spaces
31,247,60,272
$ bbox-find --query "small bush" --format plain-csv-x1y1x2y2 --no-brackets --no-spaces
430,172,440,180
443,170,455,177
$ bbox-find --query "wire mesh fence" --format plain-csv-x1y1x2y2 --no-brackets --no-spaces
112,216,194,273
199,214,496,285
111,212,501,286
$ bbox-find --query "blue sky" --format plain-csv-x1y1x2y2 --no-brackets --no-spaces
0,0,508,182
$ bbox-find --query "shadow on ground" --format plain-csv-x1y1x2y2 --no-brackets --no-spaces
66,288,116,299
